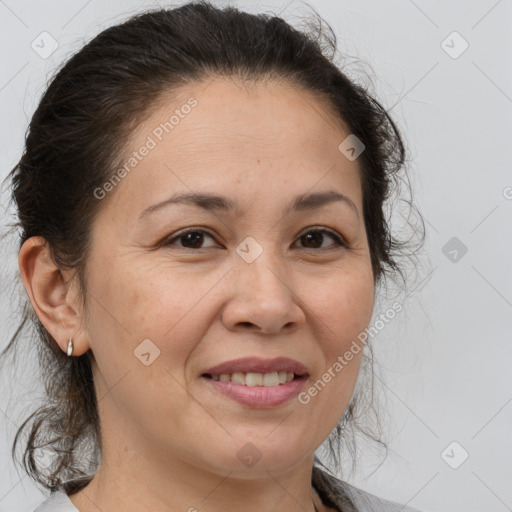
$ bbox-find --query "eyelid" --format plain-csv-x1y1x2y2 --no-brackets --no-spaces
161,225,347,250
297,226,345,241
159,227,219,248
295,226,347,249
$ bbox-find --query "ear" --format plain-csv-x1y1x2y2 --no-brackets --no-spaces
18,236,90,356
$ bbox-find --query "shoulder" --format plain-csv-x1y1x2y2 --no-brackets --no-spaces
32,469,422,512
33,490,79,512
312,465,422,512
340,480,422,512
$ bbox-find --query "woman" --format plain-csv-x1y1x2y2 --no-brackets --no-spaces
2,2,424,511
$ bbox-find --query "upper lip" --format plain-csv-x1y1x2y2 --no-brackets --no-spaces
202,357,309,377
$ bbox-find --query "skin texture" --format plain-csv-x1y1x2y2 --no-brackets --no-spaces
19,77,375,512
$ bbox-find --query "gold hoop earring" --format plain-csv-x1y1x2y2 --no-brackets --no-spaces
67,337,74,357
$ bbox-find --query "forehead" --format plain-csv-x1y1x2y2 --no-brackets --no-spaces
103,76,363,218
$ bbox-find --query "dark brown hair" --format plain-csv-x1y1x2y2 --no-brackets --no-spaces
1,0,424,495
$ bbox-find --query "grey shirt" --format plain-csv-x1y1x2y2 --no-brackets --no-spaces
33,466,421,511
312,465,420,511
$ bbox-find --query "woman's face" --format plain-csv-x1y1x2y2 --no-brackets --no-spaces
78,77,375,477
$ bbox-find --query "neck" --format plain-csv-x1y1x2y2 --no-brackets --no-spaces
68,439,323,512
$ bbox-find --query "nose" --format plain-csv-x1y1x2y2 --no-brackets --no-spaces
221,249,306,335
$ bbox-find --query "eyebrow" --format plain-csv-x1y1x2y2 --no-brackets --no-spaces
138,190,359,220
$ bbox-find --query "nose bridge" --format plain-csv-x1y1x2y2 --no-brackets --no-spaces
235,232,289,291
224,235,304,333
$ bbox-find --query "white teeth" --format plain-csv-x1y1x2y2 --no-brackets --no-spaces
211,371,297,386
231,372,245,385
245,373,263,386
262,372,279,387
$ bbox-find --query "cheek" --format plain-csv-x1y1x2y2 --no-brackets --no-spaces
90,259,226,390
297,272,373,441
85,261,206,433
307,267,375,346
300,264,374,404
88,254,186,336
82,256,191,390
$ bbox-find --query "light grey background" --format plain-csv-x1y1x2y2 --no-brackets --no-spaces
1,1,511,511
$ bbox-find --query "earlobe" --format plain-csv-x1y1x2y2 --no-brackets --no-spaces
18,236,89,356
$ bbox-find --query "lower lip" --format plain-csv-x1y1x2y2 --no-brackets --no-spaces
201,375,308,408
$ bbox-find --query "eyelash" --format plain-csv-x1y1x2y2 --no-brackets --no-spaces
161,227,347,251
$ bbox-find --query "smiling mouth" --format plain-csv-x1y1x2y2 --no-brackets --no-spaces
201,371,303,386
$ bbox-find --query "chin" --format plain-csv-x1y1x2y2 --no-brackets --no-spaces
201,439,310,478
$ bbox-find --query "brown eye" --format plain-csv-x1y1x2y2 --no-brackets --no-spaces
163,229,217,249
161,227,346,251
295,229,345,249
